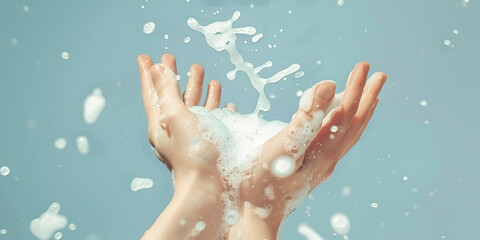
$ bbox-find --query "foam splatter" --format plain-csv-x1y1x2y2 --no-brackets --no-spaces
83,88,106,124
30,202,68,240
330,212,351,235
130,177,154,191
297,223,325,240
143,22,155,34
76,135,89,155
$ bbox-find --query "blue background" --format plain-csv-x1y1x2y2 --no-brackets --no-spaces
1,0,479,239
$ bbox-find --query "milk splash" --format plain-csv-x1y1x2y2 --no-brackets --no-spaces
188,11,300,114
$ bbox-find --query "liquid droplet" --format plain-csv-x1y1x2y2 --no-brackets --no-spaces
0,166,10,176
271,156,295,178
330,212,351,235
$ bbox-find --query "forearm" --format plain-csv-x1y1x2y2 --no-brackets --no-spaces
142,177,223,240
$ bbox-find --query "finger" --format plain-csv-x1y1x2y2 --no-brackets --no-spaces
204,80,222,110
161,53,177,75
137,54,156,119
225,103,237,112
338,96,380,160
183,63,205,107
341,61,370,125
257,81,336,178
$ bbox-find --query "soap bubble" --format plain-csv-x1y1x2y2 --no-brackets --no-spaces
224,210,240,226
54,137,67,150
296,90,303,97
330,212,351,235
330,125,339,133
54,232,62,239
294,71,305,78
184,37,191,43
337,0,345,7
419,100,428,107
130,177,154,191
271,156,295,178
0,229,6,234
164,34,169,40
194,221,206,232
68,223,77,231
61,52,70,60
370,202,379,208
443,40,451,46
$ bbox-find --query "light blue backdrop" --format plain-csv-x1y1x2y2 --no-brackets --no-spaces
1,0,479,239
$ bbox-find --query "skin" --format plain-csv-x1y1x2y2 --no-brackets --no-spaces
137,53,387,239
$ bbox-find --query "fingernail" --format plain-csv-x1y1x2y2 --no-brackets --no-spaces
315,81,336,101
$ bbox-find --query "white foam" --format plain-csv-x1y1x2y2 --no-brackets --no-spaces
297,223,325,240
194,221,206,232
254,205,273,219
83,88,106,124
68,223,76,231
251,33,263,42
337,0,345,7
76,135,89,155
0,229,6,234
295,71,305,78
30,202,68,240
61,52,70,60
0,166,10,176
224,210,240,226
143,22,155,34
184,37,191,43
264,183,275,200
271,156,295,178
23,5,30,12
341,186,351,196
330,212,350,235
164,34,169,40
54,137,67,150
188,11,301,114
130,177,154,191
419,99,428,107
370,202,379,208
54,232,62,239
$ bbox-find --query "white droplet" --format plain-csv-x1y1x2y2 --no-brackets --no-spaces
370,202,379,208
0,166,10,176
0,229,6,234
224,210,240,226
68,223,77,231
10,38,18,46
23,5,30,12
164,34,169,39
141,5,145,9
30,202,68,240
194,221,206,232
288,10,292,14
83,88,106,124
453,29,459,35
271,156,295,178
76,135,89,155
330,125,339,133
143,22,155,34
337,0,345,6
61,52,70,60
175,75,181,81
297,223,325,240
130,177,154,191
268,93,276,99
294,71,305,78
296,90,303,97
330,212,350,235
443,39,451,46
251,33,263,43
249,3,255,8
54,232,63,239
54,137,67,150
419,100,428,107
341,186,351,197
184,37,191,43
403,176,408,181
424,120,430,125
315,60,322,65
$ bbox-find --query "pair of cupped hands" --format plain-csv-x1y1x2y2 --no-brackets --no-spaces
137,53,386,240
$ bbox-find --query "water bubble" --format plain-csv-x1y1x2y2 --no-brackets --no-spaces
76,135,89,155
54,232,63,239
268,93,276,99
68,223,77,231
419,100,428,107
194,221,206,232
224,210,240,226
424,120,430,125
330,212,350,235
403,176,408,181
370,202,379,208
443,39,451,46
23,5,30,12
164,34,169,40
316,60,322,65
143,22,155,34
251,33,263,43
61,52,70,60
184,37,191,43
0,166,10,176
0,229,6,234
341,186,351,196
330,125,339,133
54,137,67,150
10,38,18,46
175,75,181,81
130,177,154,191
294,71,305,78
288,10,292,14
453,29,459,35
296,90,303,97
271,156,295,178
337,0,345,6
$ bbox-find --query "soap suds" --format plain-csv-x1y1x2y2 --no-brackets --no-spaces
76,135,89,155
83,88,106,124
54,137,67,150
330,212,351,235
297,223,325,240
130,177,154,191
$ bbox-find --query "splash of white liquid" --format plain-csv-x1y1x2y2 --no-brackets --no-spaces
130,177,154,191
330,212,351,235
83,88,106,124
251,33,263,42
143,22,155,34
76,135,89,155
30,202,68,240
188,11,300,114
271,156,295,178
61,52,70,60
0,166,10,176
0,229,6,234
297,223,325,240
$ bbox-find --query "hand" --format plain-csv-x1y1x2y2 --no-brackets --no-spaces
137,53,229,239
228,62,387,239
